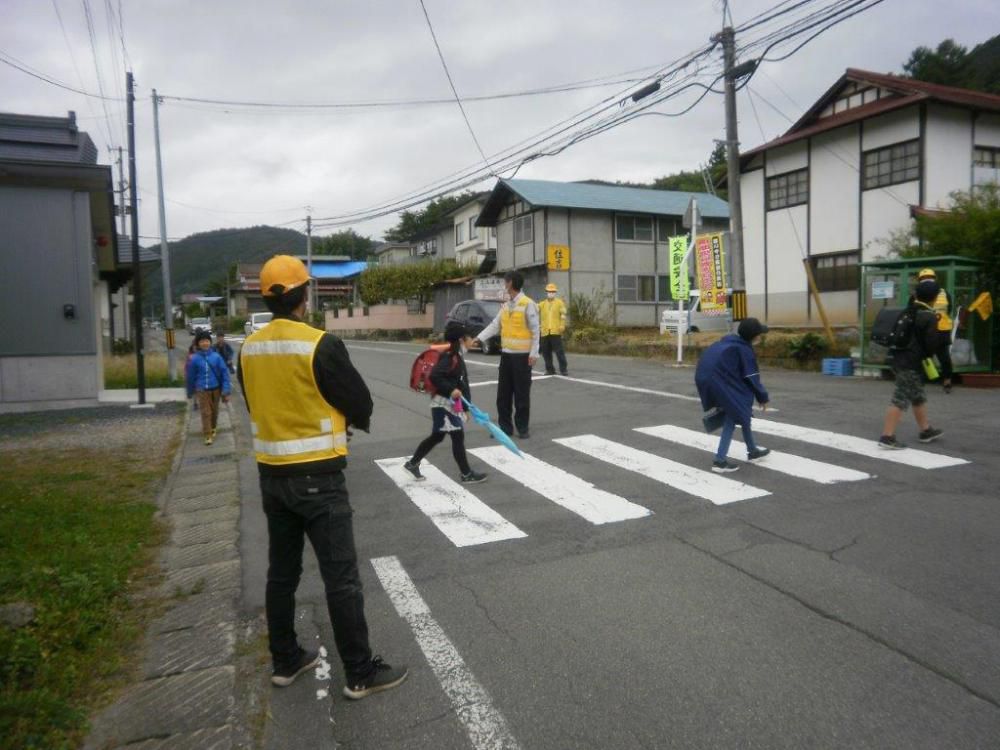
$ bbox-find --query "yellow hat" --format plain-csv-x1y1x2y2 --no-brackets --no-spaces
260,255,311,297
545,283,558,292
917,268,936,280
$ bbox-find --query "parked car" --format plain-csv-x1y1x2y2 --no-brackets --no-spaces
188,317,212,335
659,291,732,334
446,299,502,354
244,312,273,337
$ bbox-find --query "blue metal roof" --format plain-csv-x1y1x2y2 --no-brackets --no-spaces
491,178,729,220
309,260,368,279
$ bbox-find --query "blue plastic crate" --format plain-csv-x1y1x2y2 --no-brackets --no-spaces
822,357,854,376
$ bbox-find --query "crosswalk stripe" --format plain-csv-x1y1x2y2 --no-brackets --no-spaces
554,435,770,505
375,458,527,547
635,424,872,484
750,419,969,469
468,446,652,524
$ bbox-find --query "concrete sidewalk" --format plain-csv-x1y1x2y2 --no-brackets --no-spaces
85,402,252,750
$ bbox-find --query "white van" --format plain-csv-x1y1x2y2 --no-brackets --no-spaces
244,312,273,336
659,291,732,334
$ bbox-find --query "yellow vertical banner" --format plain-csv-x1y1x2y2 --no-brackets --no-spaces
546,244,570,270
695,232,728,312
668,236,689,301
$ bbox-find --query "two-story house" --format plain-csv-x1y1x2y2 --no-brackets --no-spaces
739,69,1000,325
475,178,729,326
447,194,497,269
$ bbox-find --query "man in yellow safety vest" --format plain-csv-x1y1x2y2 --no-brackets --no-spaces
916,268,954,393
538,282,569,376
475,270,541,438
238,255,407,700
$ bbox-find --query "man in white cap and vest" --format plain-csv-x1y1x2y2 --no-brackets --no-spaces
475,270,540,438
238,254,407,700
538,282,569,376
915,268,954,393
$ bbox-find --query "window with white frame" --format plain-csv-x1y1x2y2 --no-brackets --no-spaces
616,215,654,242
766,168,809,210
469,217,478,240
455,222,465,246
514,214,533,245
863,139,919,189
616,274,657,302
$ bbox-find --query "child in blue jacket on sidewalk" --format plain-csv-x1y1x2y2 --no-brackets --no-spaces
186,330,231,444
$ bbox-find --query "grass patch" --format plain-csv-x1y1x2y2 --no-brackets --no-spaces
104,353,183,389
0,425,180,748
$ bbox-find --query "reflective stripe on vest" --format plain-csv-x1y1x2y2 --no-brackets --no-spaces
933,290,952,331
538,298,566,336
501,295,533,352
240,319,349,466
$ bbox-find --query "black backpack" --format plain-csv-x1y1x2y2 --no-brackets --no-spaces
870,306,915,350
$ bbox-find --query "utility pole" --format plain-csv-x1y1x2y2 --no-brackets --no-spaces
152,89,178,381
126,71,147,405
306,212,314,316
717,25,746,294
114,146,129,346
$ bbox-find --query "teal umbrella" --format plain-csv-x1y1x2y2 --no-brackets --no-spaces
462,397,523,458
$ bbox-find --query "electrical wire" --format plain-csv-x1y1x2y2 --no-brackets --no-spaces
0,51,120,100
417,0,495,177
138,187,305,216
80,0,117,147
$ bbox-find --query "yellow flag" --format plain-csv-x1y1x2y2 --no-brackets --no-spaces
968,291,993,321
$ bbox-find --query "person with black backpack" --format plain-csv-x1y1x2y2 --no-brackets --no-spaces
878,281,945,449
403,322,488,484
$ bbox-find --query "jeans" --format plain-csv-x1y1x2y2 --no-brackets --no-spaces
715,413,759,461
540,334,568,374
260,471,373,680
497,352,532,435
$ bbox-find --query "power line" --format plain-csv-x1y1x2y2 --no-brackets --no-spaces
417,0,496,177
137,187,305,216
0,50,120,101
80,0,117,147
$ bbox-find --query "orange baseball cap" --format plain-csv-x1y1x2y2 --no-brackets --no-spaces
917,268,936,280
260,255,312,297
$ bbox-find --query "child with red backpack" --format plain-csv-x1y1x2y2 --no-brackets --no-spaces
404,322,487,483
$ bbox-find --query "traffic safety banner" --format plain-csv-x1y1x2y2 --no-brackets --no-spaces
668,236,689,301
695,232,728,313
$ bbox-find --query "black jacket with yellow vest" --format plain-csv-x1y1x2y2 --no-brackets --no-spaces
238,316,373,477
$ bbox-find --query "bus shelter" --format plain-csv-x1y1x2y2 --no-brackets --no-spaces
859,255,993,373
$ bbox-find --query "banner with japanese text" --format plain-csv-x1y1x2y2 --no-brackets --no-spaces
668,236,689,301
695,232,728,313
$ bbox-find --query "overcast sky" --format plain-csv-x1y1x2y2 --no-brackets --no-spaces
3,0,997,243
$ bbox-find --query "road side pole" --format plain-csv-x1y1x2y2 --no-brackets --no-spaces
677,199,699,364
152,89,177,382
126,71,146,405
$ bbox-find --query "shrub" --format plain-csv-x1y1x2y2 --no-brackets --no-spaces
568,285,614,330
569,326,615,345
786,332,828,362
111,338,134,355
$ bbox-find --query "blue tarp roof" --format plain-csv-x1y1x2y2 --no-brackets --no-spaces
309,260,368,279
477,178,730,225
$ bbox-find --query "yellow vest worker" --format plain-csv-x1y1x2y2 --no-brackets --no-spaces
237,254,408,699
241,318,349,466
500,295,535,352
538,295,567,336
917,268,953,332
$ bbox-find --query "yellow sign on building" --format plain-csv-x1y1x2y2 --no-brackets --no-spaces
546,244,571,270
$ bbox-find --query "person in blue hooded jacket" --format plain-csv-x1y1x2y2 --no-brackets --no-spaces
695,318,771,473
186,329,231,445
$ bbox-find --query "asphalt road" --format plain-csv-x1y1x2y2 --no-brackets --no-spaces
236,339,1000,750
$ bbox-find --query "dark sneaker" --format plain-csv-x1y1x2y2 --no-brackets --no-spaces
878,435,906,450
342,656,408,700
544,370,556,376
918,427,943,443
747,447,771,461
402,461,425,481
711,459,739,473
560,371,568,376
272,648,320,687
461,470,487,484
517,431,530,439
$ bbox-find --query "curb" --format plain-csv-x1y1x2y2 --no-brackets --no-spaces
85,402,249,750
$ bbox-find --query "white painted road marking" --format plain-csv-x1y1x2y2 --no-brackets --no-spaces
554,435,770,504
635,424,872,484
556,375,700,402
750,419,969,469
371,556,522,750
468,446,652,524
375,457,527,547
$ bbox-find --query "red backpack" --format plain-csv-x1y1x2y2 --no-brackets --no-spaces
410,344,452,396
